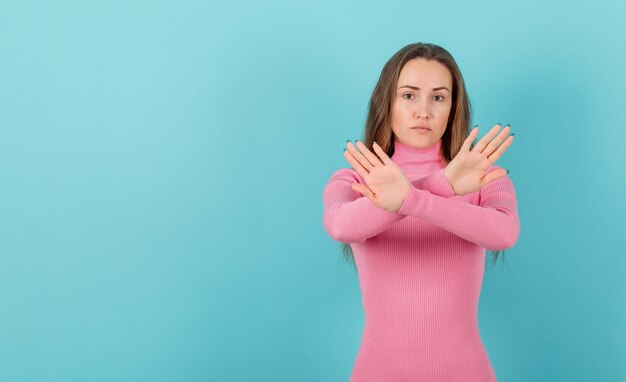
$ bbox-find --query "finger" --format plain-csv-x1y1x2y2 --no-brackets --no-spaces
480,168,509,186
486,134,514,164
344,149,370,178
472,123,502,153
351,182,375,200
372,141,394,166
346,141,374,172
355,141,384,167
462,126,480,152
482,125,511,158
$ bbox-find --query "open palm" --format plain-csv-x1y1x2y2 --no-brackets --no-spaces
343,140,411,213
343,123,515,208
443,123,514,196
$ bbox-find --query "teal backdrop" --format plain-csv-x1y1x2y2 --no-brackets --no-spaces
1,0,625,381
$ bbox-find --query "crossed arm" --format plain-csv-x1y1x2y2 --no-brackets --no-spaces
322,167,520,250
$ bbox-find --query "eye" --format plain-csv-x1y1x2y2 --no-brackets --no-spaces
434,95,445,102
402,93,415,100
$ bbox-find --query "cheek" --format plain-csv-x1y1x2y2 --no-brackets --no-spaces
392,104,406,121
399,104,413,118
436,104,452,118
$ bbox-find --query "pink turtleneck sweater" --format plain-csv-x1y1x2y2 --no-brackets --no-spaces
322,138,520,381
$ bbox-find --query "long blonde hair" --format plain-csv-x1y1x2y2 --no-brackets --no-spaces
340,42,508,269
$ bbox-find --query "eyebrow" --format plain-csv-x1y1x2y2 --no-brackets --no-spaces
398,85,450,92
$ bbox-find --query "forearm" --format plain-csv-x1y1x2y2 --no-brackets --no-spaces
396,177,520,250
411,167,456,198
323,197,403,243
323,168,456,243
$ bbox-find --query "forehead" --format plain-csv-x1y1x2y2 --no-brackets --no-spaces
397,58,452,88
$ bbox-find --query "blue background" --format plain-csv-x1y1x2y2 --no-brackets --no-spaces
1,0,625,381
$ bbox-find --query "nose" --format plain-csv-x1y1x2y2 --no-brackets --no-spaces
413,99,431,119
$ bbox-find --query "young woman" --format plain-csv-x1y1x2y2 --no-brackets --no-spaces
322,43,520,381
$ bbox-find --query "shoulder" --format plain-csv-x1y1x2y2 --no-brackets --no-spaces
325,167,365,185
322,167,364,201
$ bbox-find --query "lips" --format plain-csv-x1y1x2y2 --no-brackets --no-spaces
411,126,431,130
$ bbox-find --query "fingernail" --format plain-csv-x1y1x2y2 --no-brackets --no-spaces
344,148,347,152
497,122,501,126
373,141,378,146
511,133,515,137
347,139,351,143
355,140,360,143
504,124,510,128
506,169,510,174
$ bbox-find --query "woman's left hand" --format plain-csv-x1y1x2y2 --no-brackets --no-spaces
344,140,410,213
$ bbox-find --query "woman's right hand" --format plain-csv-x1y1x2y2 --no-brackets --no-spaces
443,124,514,196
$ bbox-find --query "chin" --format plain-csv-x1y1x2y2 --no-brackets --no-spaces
407,136,433,147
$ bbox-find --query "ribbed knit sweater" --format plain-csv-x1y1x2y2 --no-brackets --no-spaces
322,138,520,381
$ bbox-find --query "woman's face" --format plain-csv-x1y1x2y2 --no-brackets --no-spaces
391,58,453,148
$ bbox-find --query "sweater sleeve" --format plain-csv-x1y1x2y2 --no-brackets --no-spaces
322,167,456,244
395,166,520,250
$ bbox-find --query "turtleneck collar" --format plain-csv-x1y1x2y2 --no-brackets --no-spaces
390,139,445,179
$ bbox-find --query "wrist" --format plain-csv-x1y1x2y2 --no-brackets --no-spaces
393,183,411,213
443,168,457,195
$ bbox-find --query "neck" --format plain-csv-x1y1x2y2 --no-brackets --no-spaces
391,139,444,179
